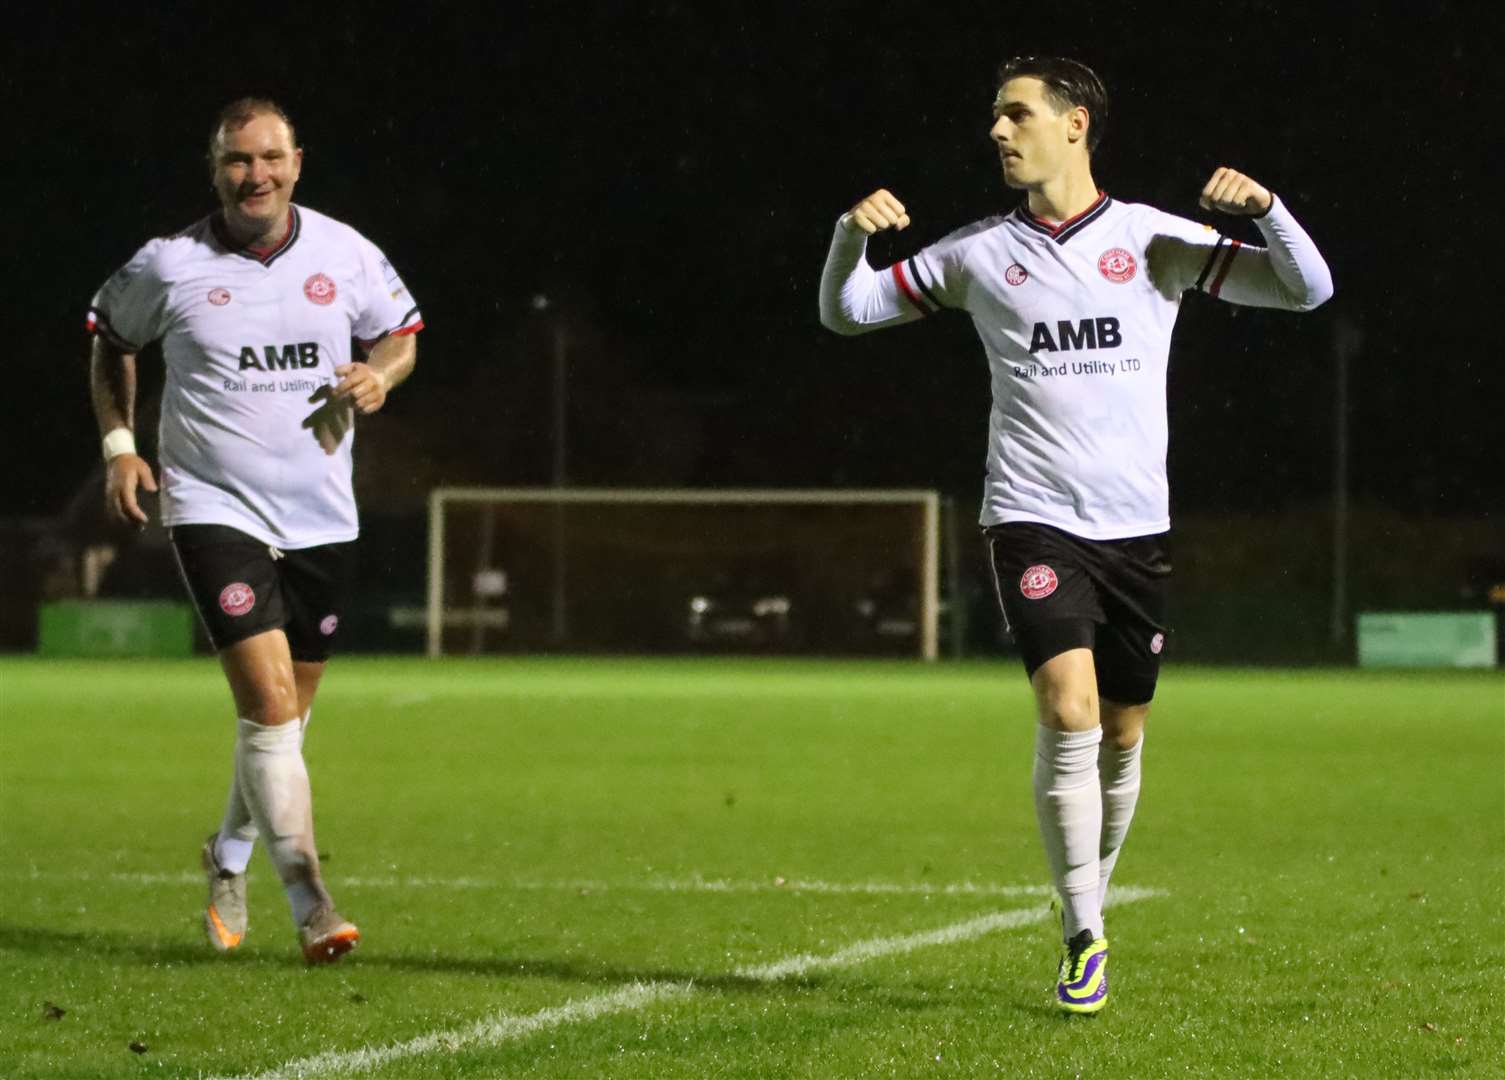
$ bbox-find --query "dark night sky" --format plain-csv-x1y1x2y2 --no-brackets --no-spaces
11,2,1499,525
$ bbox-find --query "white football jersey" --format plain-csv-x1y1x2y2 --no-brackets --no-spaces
820,194,1332,539
89,205,423,548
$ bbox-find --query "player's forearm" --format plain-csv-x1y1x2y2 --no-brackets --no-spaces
1248,197,1334,311
819,217,912,335
366,332,417,393
89,336,138,437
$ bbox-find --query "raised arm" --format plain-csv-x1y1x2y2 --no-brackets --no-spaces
819,189,930,335
1194,167,1334,311
89,335,157,526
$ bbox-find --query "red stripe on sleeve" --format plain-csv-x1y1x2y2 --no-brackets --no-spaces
1208,240,1242,298
86,311,138,351
891,263,928,315
357,319,426,350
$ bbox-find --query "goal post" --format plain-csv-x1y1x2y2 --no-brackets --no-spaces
426,488,941,659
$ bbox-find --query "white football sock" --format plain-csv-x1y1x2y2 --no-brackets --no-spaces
214,832,255,876
214,758,258,874
234,716,330,926
1097,735,1144,911
215,708,311,875
1033,725,1104,942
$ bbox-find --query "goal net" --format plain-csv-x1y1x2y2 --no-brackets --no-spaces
426,488,941,658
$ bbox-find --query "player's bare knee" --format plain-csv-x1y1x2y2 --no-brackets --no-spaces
1100,701,1149,749
1101,719,1145,750
1036,686,1099,732
1031,653,1099,732
240,679,302,726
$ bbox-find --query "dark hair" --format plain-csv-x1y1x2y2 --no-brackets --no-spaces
207,97,298,168
996,57,1108,154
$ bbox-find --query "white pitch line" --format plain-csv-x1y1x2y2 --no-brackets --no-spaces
226,889,1167,1080
733,904,1045,982
737,886,1163,984
221,981,693,1080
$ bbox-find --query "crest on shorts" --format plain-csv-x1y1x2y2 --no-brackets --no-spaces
207,287,232,306
1150,632,1165,655
1098,248,1137,283
304,273,337,305
319,614,339,636
219,583,255,617
1019,564,1058,600
1004,263,1029,286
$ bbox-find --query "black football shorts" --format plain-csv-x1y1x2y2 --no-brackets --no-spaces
169,524,354,662
985,521,1171,705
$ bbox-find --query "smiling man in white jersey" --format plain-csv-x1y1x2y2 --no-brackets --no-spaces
88,98,422,964
820,56,1332,1012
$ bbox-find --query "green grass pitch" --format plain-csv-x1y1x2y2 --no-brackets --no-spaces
1,657,1501,1078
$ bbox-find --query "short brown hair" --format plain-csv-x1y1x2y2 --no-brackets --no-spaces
996,57,1108,154
207,97,298,168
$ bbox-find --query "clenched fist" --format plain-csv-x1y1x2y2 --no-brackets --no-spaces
843,189,912,234
332,362,390,415
1198,167,1272,216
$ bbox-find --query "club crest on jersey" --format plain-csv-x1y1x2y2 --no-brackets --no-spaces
1150,632,1165,655
319,614,339,636
1004,263,1029,286
1098,248,1136,283
1019,565,1058,600
304,273,337,305
219,583,256,617
208,288,232,306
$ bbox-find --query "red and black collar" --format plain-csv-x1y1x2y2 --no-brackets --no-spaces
1013,192,1112,245
211,206,301,266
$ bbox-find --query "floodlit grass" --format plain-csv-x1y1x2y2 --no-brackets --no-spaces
1,657,1501,1078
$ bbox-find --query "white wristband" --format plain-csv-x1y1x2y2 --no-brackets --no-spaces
102,427,136,461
